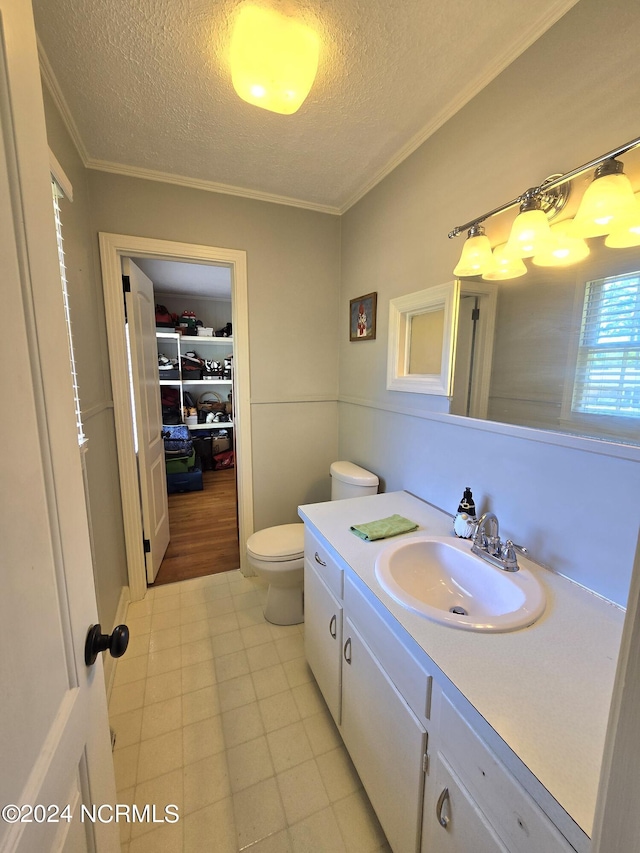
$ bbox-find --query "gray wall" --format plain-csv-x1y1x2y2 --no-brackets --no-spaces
42,85,129,629
338,0,640,607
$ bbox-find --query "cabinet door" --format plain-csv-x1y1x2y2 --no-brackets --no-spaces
342,618,427,853
304,559,343,724
424,754,508,853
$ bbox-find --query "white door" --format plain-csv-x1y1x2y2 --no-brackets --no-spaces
124,258,170,582
0,1,118,850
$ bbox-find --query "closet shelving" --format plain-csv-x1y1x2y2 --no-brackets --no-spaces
157,331,233,431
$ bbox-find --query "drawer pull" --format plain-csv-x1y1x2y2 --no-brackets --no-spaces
314,551,327,567
343,637,352,664
329,614,337,639
436,787,450,828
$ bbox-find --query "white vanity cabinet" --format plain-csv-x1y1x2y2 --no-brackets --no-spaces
303,527,345,725
342,616,427,853
302,519,579,853
425,753,509,853
425,693,575,853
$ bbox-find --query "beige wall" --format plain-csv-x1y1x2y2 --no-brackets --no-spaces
43,94,341,626
42,84,128,630
86,171,342,532
338,0,640,606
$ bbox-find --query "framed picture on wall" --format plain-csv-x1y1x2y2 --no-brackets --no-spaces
349,292,377,341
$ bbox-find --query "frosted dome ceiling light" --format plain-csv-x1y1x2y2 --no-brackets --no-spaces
230,5,320,115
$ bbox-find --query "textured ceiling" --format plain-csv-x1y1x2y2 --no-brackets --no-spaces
33,0,579,212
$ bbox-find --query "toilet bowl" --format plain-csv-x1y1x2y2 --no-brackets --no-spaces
246,523,305,625
246,462,379,625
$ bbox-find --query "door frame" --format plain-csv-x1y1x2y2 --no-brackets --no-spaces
99,233,254,601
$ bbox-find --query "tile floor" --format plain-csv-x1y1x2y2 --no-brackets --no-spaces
109,570,390,852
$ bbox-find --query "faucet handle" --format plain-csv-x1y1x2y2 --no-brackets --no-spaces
500,540,519,571
474,527,488,550
487,535,501,556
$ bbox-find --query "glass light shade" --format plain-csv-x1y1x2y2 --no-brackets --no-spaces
482,244,527,280
230,5,320,115
604,193,640,248
532,224,590,267
453,232,494,277
504,209,553,258
572,171,637,238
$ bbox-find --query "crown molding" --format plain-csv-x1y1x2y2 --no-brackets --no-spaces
37,0,577,217
86,159,341,216
339,0,580,213
37,37,90,166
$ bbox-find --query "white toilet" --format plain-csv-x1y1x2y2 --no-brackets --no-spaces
246,461,379,625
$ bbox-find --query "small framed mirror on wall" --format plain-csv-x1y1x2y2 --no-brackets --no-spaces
387,281,460,395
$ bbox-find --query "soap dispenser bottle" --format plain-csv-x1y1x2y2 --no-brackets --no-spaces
453,487,476,538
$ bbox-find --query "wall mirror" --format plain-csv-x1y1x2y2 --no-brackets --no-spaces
387,281,459,395
452,231,640,448
448,140,640,450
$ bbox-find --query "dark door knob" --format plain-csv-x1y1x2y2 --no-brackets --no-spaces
85,624,130,666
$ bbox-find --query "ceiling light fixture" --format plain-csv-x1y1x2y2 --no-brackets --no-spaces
448,135,640,280
229,5,320,115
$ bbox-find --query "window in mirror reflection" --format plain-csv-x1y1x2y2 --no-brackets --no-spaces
572,271,640,418
408,309,444,374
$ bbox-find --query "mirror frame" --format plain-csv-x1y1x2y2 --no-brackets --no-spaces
387,281,459,395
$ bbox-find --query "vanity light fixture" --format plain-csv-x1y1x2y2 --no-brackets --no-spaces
604,192,640,248
571,159,637,238
229,4,320,115
482,244,527,280
449,134,640,280
503,191,554,259
532,223,590,267
452,224,494,276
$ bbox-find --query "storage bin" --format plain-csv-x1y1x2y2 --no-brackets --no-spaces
167,467,203,493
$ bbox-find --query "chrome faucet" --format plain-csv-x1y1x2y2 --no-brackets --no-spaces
470,512,526,572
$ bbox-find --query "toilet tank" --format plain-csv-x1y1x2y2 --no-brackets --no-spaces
330,461,379,500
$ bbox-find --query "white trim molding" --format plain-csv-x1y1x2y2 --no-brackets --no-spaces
387,281,460,396
98,233,254,601
88,160,341,216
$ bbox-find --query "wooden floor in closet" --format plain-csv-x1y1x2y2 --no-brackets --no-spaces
151,467,240,586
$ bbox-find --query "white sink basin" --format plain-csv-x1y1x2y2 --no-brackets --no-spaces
374,536,546,632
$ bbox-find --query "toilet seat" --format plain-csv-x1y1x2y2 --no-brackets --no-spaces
246,523,304,562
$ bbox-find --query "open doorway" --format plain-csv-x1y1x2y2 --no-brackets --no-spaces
133,256,239,586
99,233,254,603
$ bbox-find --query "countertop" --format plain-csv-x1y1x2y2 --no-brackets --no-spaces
298,490,624,844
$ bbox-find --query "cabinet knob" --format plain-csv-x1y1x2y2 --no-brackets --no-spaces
314,551,327,567
329,614,337,639
343,637,352,664
436,787,450,828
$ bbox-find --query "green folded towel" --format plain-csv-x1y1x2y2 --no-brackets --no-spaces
350,514,419,541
